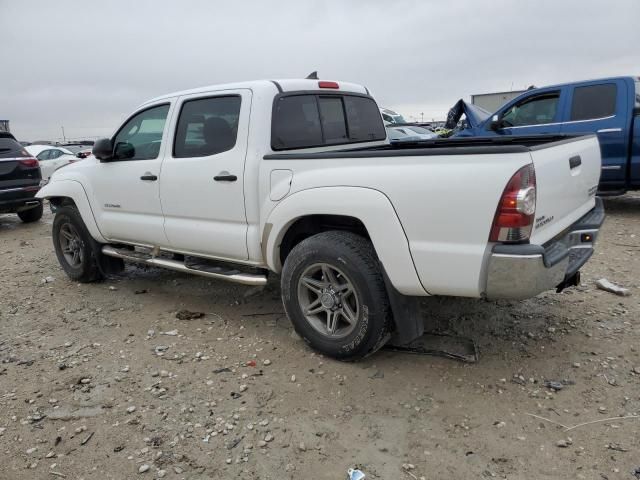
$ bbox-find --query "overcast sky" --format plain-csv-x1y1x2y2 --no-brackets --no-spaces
1,0,638,141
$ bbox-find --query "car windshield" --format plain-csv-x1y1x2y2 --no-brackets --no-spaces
392,114,407,124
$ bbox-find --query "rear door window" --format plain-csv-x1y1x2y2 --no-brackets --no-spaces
501,93,560,127
173,96,241,158
37,150,52,160
272,94,385,150
570,84,617,121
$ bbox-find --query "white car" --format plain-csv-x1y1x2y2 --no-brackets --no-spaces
387,125,438,142
37,78,604,360
380,107,406,125
25,145,78,181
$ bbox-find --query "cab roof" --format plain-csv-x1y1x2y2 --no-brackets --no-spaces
141,79,370,107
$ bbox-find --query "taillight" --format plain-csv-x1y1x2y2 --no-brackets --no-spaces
489,163,536,243
318,81,339,89
19,158,39,168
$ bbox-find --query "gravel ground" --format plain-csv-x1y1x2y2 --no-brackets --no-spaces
1,195,639,480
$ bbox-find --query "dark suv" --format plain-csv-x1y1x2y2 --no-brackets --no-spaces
0,132,43,222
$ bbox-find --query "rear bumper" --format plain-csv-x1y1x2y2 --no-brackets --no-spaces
0,185,42,214
485,197,605,300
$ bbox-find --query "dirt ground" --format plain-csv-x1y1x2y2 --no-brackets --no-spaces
1,195,639,480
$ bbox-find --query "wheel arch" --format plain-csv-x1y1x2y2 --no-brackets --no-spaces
263,186,427,296
37,180,107,243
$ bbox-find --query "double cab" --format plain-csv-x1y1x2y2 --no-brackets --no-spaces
38,78,604,360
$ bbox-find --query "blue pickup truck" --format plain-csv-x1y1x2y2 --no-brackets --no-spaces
455,76,640,195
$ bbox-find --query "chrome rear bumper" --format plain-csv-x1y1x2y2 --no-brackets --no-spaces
485,198,604,300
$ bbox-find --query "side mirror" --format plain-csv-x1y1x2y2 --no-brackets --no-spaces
489,114,502,131
93,138,114,161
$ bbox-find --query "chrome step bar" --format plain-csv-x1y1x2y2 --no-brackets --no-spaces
101,246,267,286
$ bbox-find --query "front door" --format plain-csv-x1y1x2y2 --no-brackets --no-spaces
160,90,251,260
89,102,172,246
496,89,565,136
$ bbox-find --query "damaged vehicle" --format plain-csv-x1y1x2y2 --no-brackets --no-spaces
38,78,604,360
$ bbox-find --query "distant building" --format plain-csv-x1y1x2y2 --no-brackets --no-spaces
470,90,526,113
0,120,9,133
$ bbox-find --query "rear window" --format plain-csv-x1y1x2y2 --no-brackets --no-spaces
0,135,28,159
570,84,617,121
271,94,386,150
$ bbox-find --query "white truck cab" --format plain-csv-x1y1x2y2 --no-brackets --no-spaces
38,78,605,360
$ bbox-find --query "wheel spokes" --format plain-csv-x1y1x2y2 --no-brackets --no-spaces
326,310,339,335
305,298,324,315
341,300,357,325
321,265,339,287
301,276,325,294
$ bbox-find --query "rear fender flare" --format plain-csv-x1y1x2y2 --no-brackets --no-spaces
263,186,427,296
37,180,107,243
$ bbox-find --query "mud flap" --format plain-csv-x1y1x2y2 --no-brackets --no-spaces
381,269,424,345
381,268,478,363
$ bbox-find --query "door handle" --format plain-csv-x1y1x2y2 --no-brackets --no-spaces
214,174,237,182
140,174,158,181
569,156,582,169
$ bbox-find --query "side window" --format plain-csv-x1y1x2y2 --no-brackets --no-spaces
570,84,617,121
37,150,51,160
50,150,63,159
501,93,560,127
173,96,241,158
112,104,170,161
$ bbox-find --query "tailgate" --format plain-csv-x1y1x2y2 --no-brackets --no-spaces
529,135,601,245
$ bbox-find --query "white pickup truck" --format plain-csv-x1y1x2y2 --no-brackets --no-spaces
37,78,605,360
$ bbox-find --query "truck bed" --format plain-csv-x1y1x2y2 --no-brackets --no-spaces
264,134,590,159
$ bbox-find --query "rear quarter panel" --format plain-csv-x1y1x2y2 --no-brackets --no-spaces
263,151,532,297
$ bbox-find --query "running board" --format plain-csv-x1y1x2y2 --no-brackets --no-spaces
101,246,267,286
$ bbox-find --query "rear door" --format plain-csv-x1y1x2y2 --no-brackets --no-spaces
160,89,251,260
495,88,567,136
560,79,628,190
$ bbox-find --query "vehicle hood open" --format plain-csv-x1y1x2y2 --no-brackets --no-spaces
445,99,491,130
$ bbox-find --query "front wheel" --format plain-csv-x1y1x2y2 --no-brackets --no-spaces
281,231,391,360
52,206,103,283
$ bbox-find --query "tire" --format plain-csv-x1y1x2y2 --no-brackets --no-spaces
17,203,43,223
281,231,391,360
52,206,103,283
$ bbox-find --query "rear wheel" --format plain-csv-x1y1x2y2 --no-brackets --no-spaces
17,203,43,223
52,206,103,282
281,231,391,360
